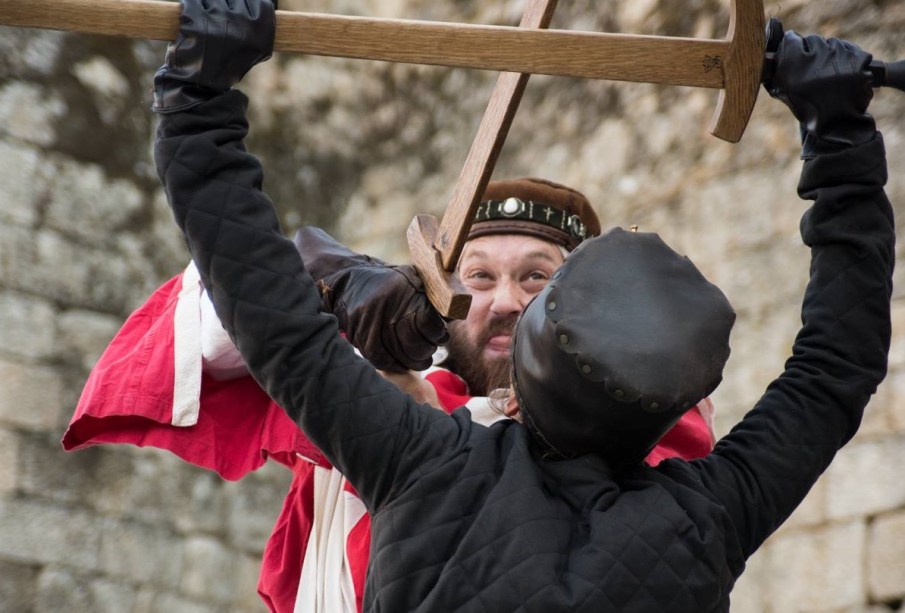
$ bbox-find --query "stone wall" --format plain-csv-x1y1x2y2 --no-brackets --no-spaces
1,0,903,611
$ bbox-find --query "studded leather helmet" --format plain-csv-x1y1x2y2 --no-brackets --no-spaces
511,227,735,468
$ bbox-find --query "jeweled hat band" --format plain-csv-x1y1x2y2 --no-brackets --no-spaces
476,197,591,243
469,177,602,251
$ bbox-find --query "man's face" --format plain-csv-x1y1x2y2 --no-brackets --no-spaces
444,233,565,396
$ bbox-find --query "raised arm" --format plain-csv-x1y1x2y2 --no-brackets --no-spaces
152,0,463,511
691,32,895,557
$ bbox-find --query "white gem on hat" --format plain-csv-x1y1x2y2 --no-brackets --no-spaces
501,197,523,217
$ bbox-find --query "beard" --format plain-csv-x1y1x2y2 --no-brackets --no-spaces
443,314,518,397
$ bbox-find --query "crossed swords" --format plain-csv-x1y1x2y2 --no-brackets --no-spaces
4,0,902,318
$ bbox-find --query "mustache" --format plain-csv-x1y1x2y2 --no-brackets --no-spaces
444,315,518,396
479,315,519,343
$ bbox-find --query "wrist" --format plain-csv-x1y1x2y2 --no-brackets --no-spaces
800,116,878,159
152,69,222,114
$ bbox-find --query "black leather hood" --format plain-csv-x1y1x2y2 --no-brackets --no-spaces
513,228,736,466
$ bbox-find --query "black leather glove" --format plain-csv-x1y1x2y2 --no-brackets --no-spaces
765,31,876,158
152,0,277,114
293,227,449,373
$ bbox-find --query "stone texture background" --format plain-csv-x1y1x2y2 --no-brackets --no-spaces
1,0,904,611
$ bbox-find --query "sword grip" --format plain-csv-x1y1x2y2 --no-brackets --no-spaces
869,59,905,93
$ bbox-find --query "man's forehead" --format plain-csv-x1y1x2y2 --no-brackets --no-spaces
460,234,565,264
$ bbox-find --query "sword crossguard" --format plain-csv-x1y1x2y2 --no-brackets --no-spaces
709,0,766,142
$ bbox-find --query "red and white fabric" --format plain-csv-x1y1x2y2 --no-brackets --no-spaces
63,263,321,479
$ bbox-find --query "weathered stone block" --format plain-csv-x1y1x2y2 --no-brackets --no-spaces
86,578,139,613
0,359,64,430
0,141,43,227
180,536,246,602
137,590,220,613
223,464,292,552
235,551,270,612
0,498,101,568
780,476,828,530
0,28,64,76
0,428,18,493
163,460,232,536
826,438,905,520
0,558,38,612
20,432,127,507
72,57,131,126
889,298,905,370
0,82,64,146
114,453,230,529
43,160,144,243
98,517,184,588
35,567,93,613
867,511,905,602
725,550,768,613
55,309,123,371
857,377,896,438
887,370,905,433
762,520,866,612
3,228,155,314
0,291,57,360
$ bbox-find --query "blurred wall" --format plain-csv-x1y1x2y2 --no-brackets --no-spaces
1,0,903,610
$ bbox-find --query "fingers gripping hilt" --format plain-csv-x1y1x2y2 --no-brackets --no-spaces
762,17,905,93
761,17,784,86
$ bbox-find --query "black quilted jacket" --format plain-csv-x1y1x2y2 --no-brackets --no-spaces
155,91,894,613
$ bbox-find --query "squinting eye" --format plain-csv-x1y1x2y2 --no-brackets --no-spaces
462,270,495,290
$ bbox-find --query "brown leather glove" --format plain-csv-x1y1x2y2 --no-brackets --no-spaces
293,227,449,372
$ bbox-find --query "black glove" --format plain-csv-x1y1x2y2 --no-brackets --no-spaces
765,31,876,158
152,0,277,113
293,227,449,372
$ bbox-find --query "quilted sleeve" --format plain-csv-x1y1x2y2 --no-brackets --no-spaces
692,134,895,558
153,90,462,511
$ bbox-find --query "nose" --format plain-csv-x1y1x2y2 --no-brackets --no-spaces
490,280,528,316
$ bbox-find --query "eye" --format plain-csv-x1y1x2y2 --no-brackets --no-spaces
521,270,552,293
462,269,495,290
